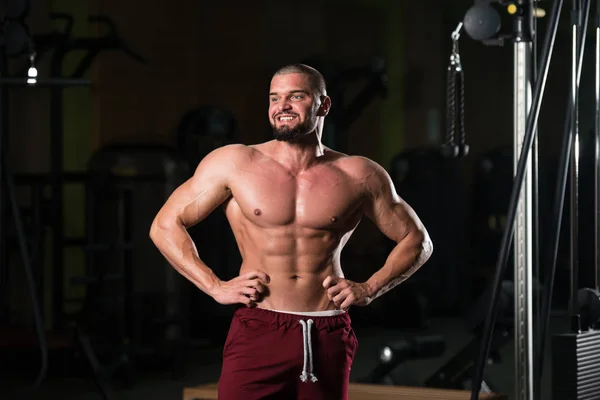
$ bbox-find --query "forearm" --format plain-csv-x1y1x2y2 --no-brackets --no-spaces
365,230,433,301
149,221,221,296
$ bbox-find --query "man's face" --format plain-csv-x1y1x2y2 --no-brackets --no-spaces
268,73,321,142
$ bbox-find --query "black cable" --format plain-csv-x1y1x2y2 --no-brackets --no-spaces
595,0,600,293
536,0,590,388
470,0,565,398
529,2,541,395
0,48,5,311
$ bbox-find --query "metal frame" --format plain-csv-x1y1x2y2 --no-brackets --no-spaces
462,1,600,399
596,0,600,293
466,0,566,399
513,40,535,400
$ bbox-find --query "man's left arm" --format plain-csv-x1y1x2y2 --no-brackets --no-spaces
324,159,433,310
361,161,432,302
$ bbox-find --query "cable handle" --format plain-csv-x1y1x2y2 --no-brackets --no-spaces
444,22,469,158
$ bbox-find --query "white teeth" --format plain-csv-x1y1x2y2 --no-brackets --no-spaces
279,116,295,121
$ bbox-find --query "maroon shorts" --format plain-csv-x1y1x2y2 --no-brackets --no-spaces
217,307,358,400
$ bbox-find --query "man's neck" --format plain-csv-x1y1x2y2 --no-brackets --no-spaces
271,133,325,173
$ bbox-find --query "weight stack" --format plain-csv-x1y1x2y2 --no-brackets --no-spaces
552,330,600,399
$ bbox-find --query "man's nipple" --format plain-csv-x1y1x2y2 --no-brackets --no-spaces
254,208,262,216
330,216,337,223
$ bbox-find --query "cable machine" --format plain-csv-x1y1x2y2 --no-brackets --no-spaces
452,0,600,399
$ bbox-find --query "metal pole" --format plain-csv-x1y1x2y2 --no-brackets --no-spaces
513,40,535,400
570,0,583,334
470,1,564,397
595,0,600,292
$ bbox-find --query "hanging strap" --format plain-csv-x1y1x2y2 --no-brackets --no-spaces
444,22,469,159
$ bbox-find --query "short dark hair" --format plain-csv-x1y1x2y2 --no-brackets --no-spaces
272,64,327,97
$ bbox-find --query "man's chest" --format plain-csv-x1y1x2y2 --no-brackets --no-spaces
228,165,365,229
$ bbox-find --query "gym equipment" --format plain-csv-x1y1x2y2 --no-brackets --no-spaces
454,0,600,399
425,281,524,393
36,13,146,332
0,4,146,394
182,382,508,400
425,328,511,394
0,6,89,390
574,288,600,330
359,335,446,385
443,22,469,159
80,144,190,389
453,2,545,394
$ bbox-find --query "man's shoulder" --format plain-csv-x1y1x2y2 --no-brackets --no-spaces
214,143,253,155
193,144,257,177
332,153,387,179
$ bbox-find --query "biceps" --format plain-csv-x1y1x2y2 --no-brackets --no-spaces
367,199,419,243
156,179,231,228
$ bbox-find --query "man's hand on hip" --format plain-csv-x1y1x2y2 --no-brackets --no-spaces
323,276,371,311
211,270,270,307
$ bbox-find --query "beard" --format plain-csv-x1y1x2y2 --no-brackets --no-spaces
271,114,316,143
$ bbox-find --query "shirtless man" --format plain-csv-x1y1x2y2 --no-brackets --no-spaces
149,64,432,400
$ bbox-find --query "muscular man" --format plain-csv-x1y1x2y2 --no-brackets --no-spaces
149,64,432,400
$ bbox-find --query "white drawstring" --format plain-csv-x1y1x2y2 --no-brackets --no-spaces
299,319,318,383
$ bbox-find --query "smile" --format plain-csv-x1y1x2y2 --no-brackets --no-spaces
277,115,297,121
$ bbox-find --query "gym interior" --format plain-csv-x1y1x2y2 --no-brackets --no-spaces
1,1,598,399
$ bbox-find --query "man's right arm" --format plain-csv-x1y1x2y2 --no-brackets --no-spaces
149,144,240,297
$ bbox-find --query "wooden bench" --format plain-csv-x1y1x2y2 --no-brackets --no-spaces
183,383,508,400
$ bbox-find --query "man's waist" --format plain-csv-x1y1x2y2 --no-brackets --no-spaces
233,306,352,329
259,307,345,317
255,291,336,314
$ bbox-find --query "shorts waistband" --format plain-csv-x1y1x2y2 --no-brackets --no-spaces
233,306,351,330
264,308,345,317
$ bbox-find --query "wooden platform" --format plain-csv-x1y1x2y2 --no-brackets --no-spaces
183,383,508,400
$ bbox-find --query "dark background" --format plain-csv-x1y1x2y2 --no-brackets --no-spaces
0,0,598,399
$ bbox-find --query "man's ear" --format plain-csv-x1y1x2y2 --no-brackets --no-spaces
317,95,331,117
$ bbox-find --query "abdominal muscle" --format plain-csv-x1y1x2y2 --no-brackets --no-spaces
233,226,347,313
240,258,340,312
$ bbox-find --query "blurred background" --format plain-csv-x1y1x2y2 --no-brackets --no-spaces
0,0,597,399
